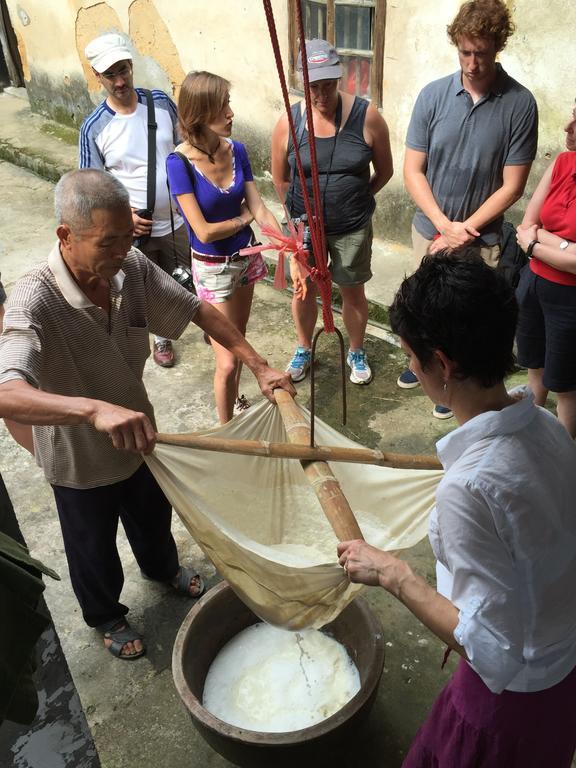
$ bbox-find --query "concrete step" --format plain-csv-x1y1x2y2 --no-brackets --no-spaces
0,92,78,182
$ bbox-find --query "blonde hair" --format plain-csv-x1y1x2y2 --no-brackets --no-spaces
177,71,231,144
447,0,515,53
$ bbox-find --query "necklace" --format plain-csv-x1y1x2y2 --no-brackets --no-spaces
190,139,220,164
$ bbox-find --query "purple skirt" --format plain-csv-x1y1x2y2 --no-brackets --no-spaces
402,658,576,768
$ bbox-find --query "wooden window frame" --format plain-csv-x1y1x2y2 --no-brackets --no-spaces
288,0,386,107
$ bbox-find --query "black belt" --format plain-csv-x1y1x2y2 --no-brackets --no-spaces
192,251,246,264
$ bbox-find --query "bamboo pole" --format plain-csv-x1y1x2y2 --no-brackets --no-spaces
155,432,442,471
273,390,364,541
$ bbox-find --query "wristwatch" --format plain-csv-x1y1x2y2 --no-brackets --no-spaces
560,240,570,250
526,239,539,259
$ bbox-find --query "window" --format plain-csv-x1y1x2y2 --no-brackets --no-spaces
288,0,386,107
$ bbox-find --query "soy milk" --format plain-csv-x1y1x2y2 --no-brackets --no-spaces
203,623,360,732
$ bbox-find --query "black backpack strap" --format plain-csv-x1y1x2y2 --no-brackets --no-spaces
497,221,528,288
287,101,307,157
166,151,196,271
143,89,157,215
172,151,196,189
286,102,308,218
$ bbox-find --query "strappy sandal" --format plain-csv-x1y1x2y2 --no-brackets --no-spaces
98,619,146,661
171,565,205,598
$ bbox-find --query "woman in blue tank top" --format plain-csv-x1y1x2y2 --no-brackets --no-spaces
271,39,393,387
167,71,282,423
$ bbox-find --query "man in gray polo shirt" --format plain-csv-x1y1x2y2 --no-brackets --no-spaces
0,169,295,661
399,0,537,418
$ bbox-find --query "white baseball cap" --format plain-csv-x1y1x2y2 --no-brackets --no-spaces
85,33,132,74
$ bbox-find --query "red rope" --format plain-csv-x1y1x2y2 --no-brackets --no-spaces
262,0,335,332
294,1,329,274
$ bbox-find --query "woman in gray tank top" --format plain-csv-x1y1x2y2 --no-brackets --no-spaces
271,39,393,387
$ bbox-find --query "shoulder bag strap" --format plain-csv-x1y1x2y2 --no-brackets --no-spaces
166,151,196,272
287,102,307,218
320,94,342,224
295,103,308,152
143,89,157,215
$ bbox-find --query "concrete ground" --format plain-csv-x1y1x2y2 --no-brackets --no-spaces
0,91,551,768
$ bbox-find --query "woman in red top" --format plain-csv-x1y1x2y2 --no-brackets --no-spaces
516,107,576,437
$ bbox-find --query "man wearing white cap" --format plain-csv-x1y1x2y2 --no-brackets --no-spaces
79,32,189,368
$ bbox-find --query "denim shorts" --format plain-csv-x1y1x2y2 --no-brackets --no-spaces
191,253,268,304
516,267,576,392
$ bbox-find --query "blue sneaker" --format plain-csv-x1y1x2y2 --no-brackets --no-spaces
286,346,311,382
347,348,373,385
433,404,453,420
397,368,420,389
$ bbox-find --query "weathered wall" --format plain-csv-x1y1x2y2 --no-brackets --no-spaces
5,0,574,243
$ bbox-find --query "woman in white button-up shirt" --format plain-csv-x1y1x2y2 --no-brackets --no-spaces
338,252,576,767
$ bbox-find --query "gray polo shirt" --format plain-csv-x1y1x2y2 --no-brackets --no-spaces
0,245,201,489
406,64,538,245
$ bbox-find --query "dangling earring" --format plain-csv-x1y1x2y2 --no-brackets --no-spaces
443,381,448,392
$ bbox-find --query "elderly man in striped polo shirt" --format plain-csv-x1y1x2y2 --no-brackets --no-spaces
0,169,295,661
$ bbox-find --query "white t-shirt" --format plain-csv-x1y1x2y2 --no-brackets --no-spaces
79,88,183,238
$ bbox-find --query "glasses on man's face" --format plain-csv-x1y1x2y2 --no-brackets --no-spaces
100,64,132,81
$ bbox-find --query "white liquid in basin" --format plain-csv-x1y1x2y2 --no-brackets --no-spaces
202,622,361,732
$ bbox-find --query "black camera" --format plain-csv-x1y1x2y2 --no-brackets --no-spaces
171,265,196,294
133,209,153,249
292,214,314,257
302,224,313,255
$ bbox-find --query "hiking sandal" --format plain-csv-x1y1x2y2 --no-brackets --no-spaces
172,565,205,598
98,618,146,661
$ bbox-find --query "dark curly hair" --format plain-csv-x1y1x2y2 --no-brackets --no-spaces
389,251,518,388
447,0,515,53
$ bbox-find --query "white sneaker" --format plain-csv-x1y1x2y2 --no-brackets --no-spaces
432,404,453,420
397,368,420,389
347,348,373,385
285,346,311,382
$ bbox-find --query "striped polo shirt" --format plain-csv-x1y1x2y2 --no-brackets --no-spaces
0,245,200,489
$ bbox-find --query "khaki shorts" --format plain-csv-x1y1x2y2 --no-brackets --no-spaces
328,221,373,285
286,220,373,287
411,224,501,269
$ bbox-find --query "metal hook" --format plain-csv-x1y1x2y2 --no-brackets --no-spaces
310,326,347,447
